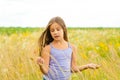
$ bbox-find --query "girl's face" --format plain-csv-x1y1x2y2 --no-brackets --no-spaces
50,22,64,41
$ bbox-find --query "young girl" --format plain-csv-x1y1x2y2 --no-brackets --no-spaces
37,16,100,80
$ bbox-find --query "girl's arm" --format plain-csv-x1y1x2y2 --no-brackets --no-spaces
74,63,100,72
37,45,50,74
71,44,100,73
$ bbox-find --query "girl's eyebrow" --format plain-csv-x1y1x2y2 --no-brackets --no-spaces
50,28,55,31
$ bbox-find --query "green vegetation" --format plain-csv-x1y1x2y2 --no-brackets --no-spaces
0,27,40,35
0,27,120,80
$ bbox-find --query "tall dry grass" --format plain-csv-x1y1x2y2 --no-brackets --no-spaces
0,28,120,80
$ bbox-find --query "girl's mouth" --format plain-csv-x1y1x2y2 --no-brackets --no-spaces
54,36,59,38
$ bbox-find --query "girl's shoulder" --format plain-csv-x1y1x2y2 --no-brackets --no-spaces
69,43,77,50
43,44,51,52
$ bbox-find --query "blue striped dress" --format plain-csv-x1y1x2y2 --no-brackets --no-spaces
43,43,72,80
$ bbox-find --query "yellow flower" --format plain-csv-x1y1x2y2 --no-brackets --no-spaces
81,53,88,60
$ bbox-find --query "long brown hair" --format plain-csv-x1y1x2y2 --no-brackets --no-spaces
38,16,68,56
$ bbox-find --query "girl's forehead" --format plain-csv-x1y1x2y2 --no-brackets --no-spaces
50,22,62,29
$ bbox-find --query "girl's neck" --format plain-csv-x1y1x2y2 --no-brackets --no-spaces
52,40,68,50
53,39,66,44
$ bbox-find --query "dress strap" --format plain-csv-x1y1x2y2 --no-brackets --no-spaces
68,42,72,48
50,43,53,48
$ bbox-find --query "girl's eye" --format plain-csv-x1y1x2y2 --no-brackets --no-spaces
50,29,54,32
57,28,60,31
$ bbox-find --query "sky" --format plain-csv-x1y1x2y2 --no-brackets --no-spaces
0,0,120,27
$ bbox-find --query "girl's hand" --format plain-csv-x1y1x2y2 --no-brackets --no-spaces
87,63,100,69
37,57,44,66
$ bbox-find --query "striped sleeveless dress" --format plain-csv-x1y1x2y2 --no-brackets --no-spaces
43,43,72,80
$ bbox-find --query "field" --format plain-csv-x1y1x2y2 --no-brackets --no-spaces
0,27,120,80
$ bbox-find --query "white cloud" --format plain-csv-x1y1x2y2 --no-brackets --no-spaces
0,0,120,27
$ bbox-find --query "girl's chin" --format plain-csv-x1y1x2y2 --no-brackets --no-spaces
54,39,60,41
53,38,61,41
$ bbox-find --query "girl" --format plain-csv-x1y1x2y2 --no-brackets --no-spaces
37,16,100,80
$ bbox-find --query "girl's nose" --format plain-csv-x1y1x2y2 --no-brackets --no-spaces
54,30,58,34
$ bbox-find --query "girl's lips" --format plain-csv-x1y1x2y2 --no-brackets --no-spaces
54,36,59,38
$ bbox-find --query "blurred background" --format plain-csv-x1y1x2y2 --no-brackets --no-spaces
0,0,120,27
0,0,120,80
